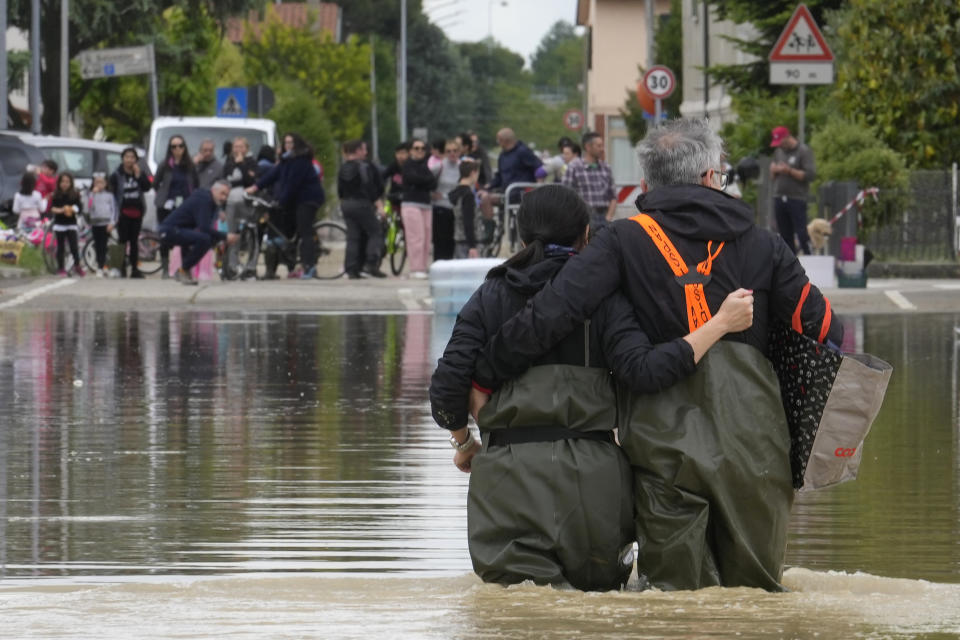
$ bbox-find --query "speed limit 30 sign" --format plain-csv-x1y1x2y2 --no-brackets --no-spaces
643,65,676,100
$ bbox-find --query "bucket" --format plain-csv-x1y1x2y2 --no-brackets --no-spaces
430,258,504,315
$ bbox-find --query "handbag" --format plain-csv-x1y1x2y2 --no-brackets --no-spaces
767,321,893,491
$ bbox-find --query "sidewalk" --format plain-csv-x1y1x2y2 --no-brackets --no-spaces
1,272,959,314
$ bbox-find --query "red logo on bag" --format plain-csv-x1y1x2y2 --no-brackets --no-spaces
834,447,857,458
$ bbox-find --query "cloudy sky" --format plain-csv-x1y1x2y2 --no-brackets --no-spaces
427,0,580,66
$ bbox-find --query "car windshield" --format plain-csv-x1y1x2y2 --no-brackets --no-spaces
42,147,96,180
154,127,271,166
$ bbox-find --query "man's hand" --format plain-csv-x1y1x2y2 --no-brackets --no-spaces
225,232,240,246
245,185,258,194
469,387,490,423
453,439,480,473
467,247,479,259
133,164,141,178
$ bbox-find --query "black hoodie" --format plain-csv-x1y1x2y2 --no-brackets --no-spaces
429,254,695,431
472,184,842,389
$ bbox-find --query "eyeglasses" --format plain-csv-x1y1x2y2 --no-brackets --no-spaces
411,145,425,151
170,143,185,149
701,169,728,191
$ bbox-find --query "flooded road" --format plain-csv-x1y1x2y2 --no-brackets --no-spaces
0,310,958,638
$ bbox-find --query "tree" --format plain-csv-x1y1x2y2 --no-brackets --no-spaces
242,6,372,142
830,0,960,168
530,21,584,95
74,4,224,141
6,0,264,133
809,118,909,234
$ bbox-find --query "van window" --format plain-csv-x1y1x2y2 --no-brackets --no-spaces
104,151,123,176
154,127,271,166
0,146,31,174
43,147,96,180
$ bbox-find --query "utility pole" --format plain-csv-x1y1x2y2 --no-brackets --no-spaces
60,0,69,136
646,0,654,70
30,0,41,133
1,0,8,130
399,0,407,140
370,35,378,161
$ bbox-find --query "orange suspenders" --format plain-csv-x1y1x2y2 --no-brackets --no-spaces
631,213,724,333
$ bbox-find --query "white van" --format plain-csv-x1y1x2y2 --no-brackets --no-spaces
146,116,278,176
143,116,278,228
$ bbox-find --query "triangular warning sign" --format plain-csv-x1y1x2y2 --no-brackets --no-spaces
769,4,834,62
220,94,244,116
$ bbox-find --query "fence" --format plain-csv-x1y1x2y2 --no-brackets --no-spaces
819,167,959,263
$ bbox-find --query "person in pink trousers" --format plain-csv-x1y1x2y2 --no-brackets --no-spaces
400,139,438,278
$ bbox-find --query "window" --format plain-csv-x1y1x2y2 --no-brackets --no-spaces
104,152,123,176
154,127,270,166
0,146,30,174
42,148,95,180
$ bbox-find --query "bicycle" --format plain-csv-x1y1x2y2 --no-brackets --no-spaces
478,182,539,257
81,227,163,276
242,193,348,280
383,199,407,276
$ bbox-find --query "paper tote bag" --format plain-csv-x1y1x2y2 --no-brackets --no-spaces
768,322,893,491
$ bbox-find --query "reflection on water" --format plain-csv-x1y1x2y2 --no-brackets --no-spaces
0,310,958,638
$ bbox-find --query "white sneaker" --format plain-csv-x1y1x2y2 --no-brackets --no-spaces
96,269,106,278
410,271,428,279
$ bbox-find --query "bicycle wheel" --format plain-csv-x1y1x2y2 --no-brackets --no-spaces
136,231,163,275
235,226,260,280
480,213,503,258
312,220,347,279
389,223,407,275
82,236,98,272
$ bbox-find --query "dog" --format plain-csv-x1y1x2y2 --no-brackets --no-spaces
807,218,832,254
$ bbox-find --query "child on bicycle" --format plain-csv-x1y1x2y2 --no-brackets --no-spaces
49,172,85,277
447,160,480,259
12,172,45,242
87,173,117,277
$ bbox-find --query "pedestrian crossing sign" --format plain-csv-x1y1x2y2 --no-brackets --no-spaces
216,87,248,118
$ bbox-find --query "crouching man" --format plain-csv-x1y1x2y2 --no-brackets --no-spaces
158,180,238,285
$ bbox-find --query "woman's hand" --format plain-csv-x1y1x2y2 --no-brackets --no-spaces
715,288,754,333
454,438,480,473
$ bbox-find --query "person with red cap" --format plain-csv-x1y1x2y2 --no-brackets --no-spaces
769,125,816,254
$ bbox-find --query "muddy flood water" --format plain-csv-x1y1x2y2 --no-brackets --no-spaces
0,310,958,639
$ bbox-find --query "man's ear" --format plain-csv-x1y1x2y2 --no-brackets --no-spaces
640,179,649,193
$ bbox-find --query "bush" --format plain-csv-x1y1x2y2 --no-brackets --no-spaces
810,118,909,234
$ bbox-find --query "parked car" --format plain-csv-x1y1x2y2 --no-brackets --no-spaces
0,133,46,225
3,131,142,195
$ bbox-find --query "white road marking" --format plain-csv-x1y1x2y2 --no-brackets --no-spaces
0,278,76,310
933,283,960,290
397,287,423,311
884,290,917,311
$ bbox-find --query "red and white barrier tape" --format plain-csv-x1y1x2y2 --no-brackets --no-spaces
828,187,880,225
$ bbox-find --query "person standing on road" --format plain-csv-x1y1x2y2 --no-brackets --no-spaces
49,172,85,277
87,173,118,277
222,137,259,278
248,132,326,279
400,139,438,279
479,128,543,219
447,160,480,259
155,135,199,278
432,138,462,261
109,147,153,279
770,125,816,255
338,139,386,279
563,131,617,235
194,139,223,190
158,181,237,285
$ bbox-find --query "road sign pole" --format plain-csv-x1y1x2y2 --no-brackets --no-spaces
1,0,8,129
59,0,69,136
654,98,661,127
798,84,805,145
